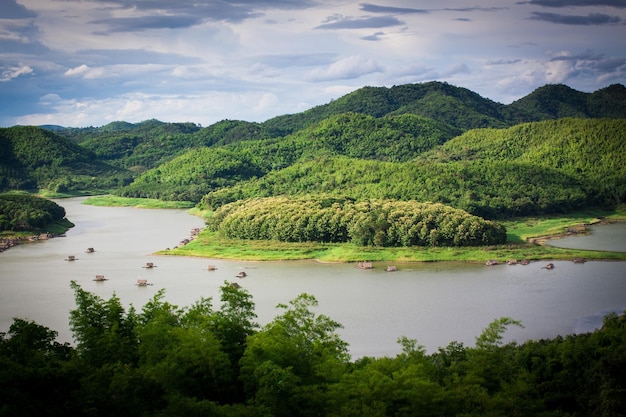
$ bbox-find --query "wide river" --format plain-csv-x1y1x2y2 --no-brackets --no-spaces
1,197,625,358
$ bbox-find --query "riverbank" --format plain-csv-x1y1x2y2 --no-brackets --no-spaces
160,229,626,263
70,195,626,262
160,209,626,262
0,218,74,253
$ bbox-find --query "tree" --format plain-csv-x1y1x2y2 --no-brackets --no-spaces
239,294,349,417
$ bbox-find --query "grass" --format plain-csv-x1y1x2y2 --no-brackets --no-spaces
160,229,626,264
160,207,626,263
82,195,196,209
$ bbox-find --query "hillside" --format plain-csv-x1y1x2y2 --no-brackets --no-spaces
198,118,626,218
0,126,129,193
51,82,625,177
1,81,624,215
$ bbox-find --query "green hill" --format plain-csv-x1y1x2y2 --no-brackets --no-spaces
119,113,461,201
0,126,129,193
199,118,625,218
509,83,626,120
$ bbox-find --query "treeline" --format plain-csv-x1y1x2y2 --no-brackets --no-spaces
207,196,507,247
0,193,66,231
1,282,625,417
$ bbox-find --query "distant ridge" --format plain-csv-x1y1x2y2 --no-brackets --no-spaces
509,83,626,120
262,81,626,136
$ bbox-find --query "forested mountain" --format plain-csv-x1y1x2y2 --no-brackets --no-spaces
509,83,626,120
0,126,130,193
118,113,461,201
197,118,625,218
1,81,624,221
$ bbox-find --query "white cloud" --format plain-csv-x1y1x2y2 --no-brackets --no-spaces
0,64,33,82
305,56,383,82
64,64,90,77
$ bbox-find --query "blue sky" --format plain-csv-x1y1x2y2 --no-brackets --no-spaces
1,0,625,127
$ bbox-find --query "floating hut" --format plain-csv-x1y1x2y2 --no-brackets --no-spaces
357,261,373,269
65,255,77,261
573,257,587,264
485,260,499,266
136,279,152,286
520,259,530,265
142,262,157,269
386,265,397,272
85,247,95,253
230,282,241,289
93,275,107,282
236,271,247,278
206,265,217,271
542,263,555,270
507,259,518,265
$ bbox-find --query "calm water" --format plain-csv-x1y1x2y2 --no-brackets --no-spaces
547,222,626,252
1,197,625,358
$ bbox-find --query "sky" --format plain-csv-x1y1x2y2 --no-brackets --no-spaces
1,0,625,128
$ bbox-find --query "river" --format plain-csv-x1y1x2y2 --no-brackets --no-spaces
1,197,625,358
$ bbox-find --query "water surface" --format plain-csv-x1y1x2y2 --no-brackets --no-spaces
1,198,624,358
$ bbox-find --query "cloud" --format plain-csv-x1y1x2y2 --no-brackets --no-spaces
257,53,336,69
306,56,383,81
57,0,319,34
1,64,33,82
64,64,90,77
361,31,386,41
530,12,622,24
359,3,429,14
90,15,208,34
0,0,37,19
523,0,626,8
315,15,404,30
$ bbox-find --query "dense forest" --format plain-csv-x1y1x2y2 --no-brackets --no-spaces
207,196,507,247
1,282,624,417
0,193,66,231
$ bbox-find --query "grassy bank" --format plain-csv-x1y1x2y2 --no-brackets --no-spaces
160,230,626,263
83,195,196,209
65,195,625,263
161,207,626,262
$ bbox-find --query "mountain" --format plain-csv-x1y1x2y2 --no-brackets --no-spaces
509,83,626,120
0,126,129,192
3,81,625,211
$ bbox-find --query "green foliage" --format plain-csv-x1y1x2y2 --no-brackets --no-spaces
200,118,625,218
0,193,66,231
207,195,506,247
510,83,626,120
2,284,626,417
0,126,132,193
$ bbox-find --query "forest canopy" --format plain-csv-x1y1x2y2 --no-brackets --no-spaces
0,193,66,231
207,196,507,247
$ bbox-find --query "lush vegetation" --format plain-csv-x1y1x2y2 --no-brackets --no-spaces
207,196,506,247
0,193,67,231
0,126,131,193
83,195,196,209
198,118,626,219
1,282,625,417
